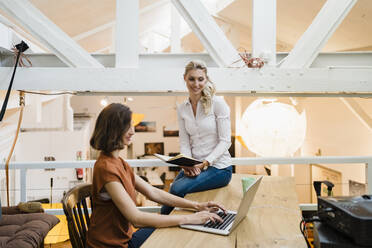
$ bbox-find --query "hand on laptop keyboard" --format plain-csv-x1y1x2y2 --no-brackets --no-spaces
204,210,225,225
181,211,223,225
196,201,227,215
204,211,236,230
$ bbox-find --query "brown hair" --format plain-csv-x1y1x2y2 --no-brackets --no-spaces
184,60,216,114
90,103,132,154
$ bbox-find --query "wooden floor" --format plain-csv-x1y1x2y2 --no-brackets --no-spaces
42,203,70,247
44,241,72,248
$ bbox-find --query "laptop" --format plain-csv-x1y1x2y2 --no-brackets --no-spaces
180,176,263,235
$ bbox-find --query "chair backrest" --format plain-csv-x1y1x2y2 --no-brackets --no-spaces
62,183,92,248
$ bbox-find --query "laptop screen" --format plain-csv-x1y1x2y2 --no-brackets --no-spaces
230,176,263,231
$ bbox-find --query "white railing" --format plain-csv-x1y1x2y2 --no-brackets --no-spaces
1,156,371,214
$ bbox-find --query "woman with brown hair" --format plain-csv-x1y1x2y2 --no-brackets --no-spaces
161,60,233,215
86,103,224,248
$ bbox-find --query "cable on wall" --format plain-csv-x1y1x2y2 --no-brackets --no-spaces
1,41,29,206
19,90,76,96
5,91,25,206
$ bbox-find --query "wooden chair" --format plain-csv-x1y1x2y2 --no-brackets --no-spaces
62,183,92,248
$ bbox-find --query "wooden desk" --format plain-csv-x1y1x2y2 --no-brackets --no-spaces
142,174,306,248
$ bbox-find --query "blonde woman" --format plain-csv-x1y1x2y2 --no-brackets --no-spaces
161,60,232,215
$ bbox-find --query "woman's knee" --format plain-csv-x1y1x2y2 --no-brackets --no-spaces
169,180,188,197
213,167,232,188
223,168,233,185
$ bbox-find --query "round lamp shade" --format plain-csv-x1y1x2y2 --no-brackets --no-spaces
240,99,306,157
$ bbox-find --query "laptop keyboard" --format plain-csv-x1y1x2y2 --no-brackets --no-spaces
203,212,236,230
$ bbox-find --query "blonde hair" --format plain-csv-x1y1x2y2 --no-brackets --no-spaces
184,60,216,114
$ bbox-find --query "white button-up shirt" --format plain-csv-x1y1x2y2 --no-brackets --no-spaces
177,96,232,169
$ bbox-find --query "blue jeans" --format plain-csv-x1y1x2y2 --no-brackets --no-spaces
161,166,233,215
128,227,155,248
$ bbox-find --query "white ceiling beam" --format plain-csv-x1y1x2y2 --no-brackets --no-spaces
115,0,138,68
11,30,46,53
281,0,357,68
2,52,371,68
0,0,103,68
171,4,182,53
1,67,371,96
172,0,242,67
252,0,276,65
0,14,48,52
0,22,11,50
218,21,240,49
340,98,372,132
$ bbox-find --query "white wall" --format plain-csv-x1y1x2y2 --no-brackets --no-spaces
22,95,65,129
70,95,186,159
13,129,90,203
302,98,372,156
232,97,372,203
128,96,183,157
296,98,372,202
0,96,89,204
16,130,90,161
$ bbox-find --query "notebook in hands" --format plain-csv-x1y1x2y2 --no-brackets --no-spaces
154,153,202,167
180,176,263,236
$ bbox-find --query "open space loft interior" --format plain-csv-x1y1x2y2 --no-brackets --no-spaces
0,0,372,247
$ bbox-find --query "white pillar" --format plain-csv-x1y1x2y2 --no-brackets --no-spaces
171,5,181,53
252,0,276,65
367,162,372,194
235,97,242,157
29,95,42,123
115,0,139,67
63,95,73,131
